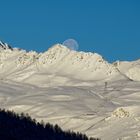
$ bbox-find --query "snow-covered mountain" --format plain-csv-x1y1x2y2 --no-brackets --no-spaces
0,41,140,139
0,42,119,84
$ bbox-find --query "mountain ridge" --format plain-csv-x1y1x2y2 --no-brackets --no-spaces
0,41,140,83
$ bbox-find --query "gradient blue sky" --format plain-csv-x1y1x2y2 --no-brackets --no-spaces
0,0,140,62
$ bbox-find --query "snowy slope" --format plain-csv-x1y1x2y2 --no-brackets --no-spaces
0,41,140,139
114,60,140,81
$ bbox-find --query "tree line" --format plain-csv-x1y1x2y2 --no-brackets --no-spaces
0,109,100,140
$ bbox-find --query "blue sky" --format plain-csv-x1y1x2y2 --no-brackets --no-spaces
0,0,140,62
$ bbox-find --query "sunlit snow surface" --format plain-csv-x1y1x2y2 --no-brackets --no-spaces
0,44,140,139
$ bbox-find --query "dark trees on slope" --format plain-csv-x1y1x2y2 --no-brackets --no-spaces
0,109,100,140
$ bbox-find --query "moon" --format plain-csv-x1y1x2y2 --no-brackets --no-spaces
63,39,79,51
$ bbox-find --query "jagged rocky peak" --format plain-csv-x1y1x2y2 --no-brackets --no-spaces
0,41,13,51
47,43,71,52
47,43,106,63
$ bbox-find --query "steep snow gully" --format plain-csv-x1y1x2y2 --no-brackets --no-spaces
0,41,140,139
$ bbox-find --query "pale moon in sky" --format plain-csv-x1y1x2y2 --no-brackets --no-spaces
63,39,79,50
